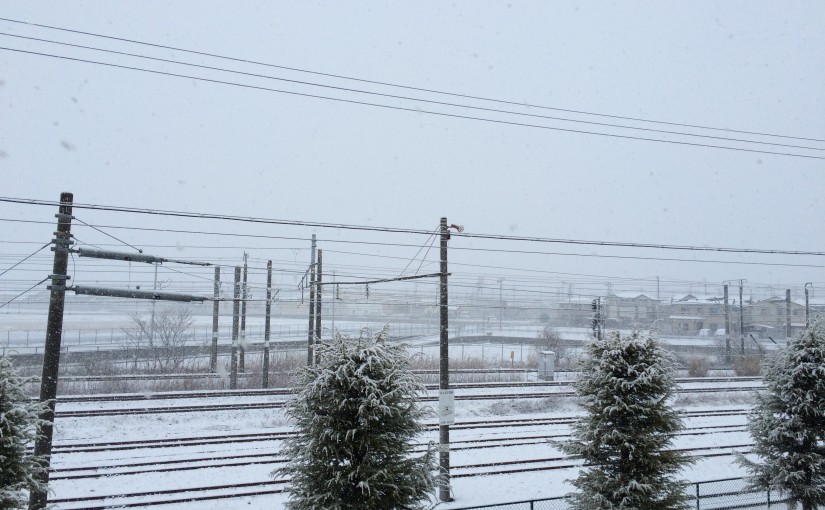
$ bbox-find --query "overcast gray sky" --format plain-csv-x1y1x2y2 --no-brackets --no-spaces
1,1,824,303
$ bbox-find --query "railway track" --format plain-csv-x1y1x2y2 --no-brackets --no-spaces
51,376,762,403
51,423,749,480
51,408,750,455
47,441,756,509
52,384,761,418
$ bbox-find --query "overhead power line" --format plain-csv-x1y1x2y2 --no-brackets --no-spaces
1,197,823,257
2,32,821,153
1,46,822,160
1,16,821,144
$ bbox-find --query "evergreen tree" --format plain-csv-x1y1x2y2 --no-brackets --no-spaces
0,357,47,509
561,330,692,510
275,327,436,510
738,319,825,510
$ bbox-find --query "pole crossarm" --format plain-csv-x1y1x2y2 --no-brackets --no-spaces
71,285,208,302
318,272,447,286
73,247,210,266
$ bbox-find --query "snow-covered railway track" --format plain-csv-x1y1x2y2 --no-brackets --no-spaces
47,443,755,509
53,386,760,418
49,421,749,481
51,376,762,404
451,443,755,478
47,479,289,509
51,409,749,454
52,425,750,481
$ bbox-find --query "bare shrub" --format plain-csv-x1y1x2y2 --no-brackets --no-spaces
538,326,567,367
122,305,194,374
77,351,119,376
686,357,709,377
733,354,763,376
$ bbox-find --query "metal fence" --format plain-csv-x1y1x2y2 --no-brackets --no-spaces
451,478,787,510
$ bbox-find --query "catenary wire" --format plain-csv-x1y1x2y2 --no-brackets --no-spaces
3,247,819,293
1,199,823,256
1,46,822,160
2,32,821,152
1,16,821,143
1,218,821,269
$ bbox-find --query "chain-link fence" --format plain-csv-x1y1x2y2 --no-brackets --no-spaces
451,477,788,510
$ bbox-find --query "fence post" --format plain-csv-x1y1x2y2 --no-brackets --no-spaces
767,486,771,508
696,482,700,510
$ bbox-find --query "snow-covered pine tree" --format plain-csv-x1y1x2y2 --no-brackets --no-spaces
738,319,825,510
560,330,692,510
274,326,436,510
0,357,47,510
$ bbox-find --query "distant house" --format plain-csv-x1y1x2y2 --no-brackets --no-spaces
805,298,825,321
666,294,725,335
555,296,595,327
605,292,659,327
752,296,806,337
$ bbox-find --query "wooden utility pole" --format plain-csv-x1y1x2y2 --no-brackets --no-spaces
239,252,248,372
230,266,241,389
724,284,730,364
438,217,453,502
314,250,322,356
210,266,220,372
29,192,73,510
263,260,272,388
307,234,316,365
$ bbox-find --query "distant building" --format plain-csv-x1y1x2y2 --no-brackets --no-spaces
751,296,806,337
666,294,725,335
605,292,658,327
555,296,595,327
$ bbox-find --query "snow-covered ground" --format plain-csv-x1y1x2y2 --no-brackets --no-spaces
45,383,759,509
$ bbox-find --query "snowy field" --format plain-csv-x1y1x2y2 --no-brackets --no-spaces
1,308,782,357
44,382,760,509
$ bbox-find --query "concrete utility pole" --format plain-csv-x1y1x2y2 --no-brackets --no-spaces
723,284,731,364
805,283,813,327
263,261,272,388
307,234,316,365
739,280,745,355
29,192,73,510
498,278,503,331
656,276,660,324
239,252,248,372
150,261,158,344
331,270,336,337
210,266,220,372
438,217,453,502
314,250,323,357
786,289,792,339
230,266,241,389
